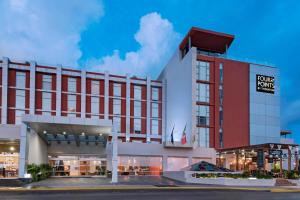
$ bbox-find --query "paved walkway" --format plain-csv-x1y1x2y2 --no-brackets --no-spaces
26,176,182,188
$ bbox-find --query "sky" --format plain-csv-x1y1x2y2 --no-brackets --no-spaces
0,0,299,143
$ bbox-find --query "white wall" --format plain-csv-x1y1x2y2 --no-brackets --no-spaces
158,48,195,144
0,125,20,140
249,64,280,144
27,130,48,164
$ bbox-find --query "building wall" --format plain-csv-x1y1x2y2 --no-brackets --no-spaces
158,47,194,143
249,64,280,144
0,58,163,143
27,129,48,165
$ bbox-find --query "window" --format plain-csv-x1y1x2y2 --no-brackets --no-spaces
196,61,210,81
91,96,99,114
91,80,100,95
16,71,26,88
113,83,121,97
151,119,159,135
68,77,77,92
134,85,142,100
113,99,121,115
15,110,25,125
15,90,25,109
198,128,209,148
196,105,210,126
219,63,224,84
196,83,209,102
113,117,121,133
152,87,159,101
134,118,141,134
68,94,76,113
42,92,51,111
134,101,141,117
42,75,52,90
152,103,159,118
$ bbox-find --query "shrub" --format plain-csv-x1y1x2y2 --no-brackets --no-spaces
27,163,51,182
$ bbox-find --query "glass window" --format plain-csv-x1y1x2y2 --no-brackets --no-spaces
134,101,141,117
15,90,25,109
68,94,76,113
196,61,210,81
152,103,159,118
151,119,159,135
42,92,52,111
113,99,121,115
91,80,100,95
152,87,159,101
113,117,121,133
167,157,189,171
113,83,121,97
68,77,77,92
196,105,210,126
134,118,141,134
42,75,52,90
15,110,25,125
198,128,209,148
134,85,142,100
16,71,26,88
91,96,99,114
196,83,209,103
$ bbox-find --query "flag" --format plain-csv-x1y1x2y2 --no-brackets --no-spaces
181,124,187,145
170,125,175,144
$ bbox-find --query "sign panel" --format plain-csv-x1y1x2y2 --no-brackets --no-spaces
256,74,275,94
269,150,282,157
257,149,264,168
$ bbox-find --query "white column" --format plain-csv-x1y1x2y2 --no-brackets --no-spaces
126,74,131,142
1,57,8,124
19,123,28,178
81,70,86,118
162,79,167,142
29,61,36,114
56,65,62,116
162,155,168,172
146,76,151,142
111,124,118,183
104,71,109,120
188,156,193,167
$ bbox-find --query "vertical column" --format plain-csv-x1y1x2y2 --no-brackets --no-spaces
126,74,131,142
235,152,239,171
111,124,118,183
81,70,86,118
1,57,9,124
288,149,291,172
162,155,168,172
29,61,36,114
146,76,151,142
19,123,28,178
162,79,167,142
188,156,193,167
104,71,109,120
56,65,62,116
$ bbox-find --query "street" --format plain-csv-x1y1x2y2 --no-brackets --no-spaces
1,189,300,200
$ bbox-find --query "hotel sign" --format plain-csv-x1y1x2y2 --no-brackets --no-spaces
256,74,275,94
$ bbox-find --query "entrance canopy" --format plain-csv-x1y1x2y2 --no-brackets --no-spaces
22,115,112,146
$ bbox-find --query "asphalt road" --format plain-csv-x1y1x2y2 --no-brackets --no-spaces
1,189,300,200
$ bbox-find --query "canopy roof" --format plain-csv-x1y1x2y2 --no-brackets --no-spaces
179,27,234,54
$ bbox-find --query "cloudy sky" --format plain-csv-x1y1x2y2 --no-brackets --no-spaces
0,0,299,143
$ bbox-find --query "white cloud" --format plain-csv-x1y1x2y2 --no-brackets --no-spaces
87,12,180,78
0,0,103,66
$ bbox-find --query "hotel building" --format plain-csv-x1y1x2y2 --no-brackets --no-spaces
0,27,296,180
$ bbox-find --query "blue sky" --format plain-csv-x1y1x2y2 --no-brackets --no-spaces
0,0,299,143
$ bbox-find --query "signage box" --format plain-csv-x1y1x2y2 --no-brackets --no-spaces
256,74,275,94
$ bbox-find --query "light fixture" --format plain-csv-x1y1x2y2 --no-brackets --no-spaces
81,132,85,136
43,130,47,134
9,146,15,151
63,131,66,135
99,133,103,136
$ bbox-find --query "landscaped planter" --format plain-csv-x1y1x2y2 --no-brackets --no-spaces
163,171,277,186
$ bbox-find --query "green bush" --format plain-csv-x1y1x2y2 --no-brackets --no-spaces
27,163,51,182
284,171,299,179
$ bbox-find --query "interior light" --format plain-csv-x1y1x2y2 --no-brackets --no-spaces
99,133,103,136
63,131,66,135
9,146,15,151
43,130,47,134
81,132,85,136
